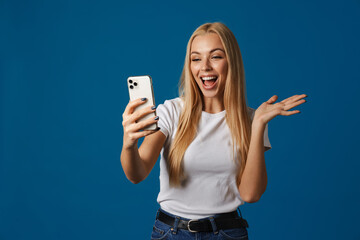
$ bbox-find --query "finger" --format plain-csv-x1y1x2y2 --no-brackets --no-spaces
130,128,160,139
281,94,307,104
280,95,298,103
129,115,160,132
266,95,278,104
287,94,307,104
130,105,157,123
123,97,147,116
284,99,306,111
123,105,156,128
280,110,301,116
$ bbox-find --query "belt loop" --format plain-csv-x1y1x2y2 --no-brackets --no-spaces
156,208,160,219
237,207,243,218
172,216,180,234
209,217,218,234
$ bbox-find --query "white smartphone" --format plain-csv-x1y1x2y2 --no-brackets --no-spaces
127,75,157,131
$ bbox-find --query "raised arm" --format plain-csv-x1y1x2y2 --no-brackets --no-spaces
239,94,307,202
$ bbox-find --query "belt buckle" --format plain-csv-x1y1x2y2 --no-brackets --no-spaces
187,219,199,233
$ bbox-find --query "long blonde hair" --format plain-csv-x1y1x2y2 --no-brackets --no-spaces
168,22,252,187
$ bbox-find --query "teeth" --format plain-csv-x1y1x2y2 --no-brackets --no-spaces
201,76,217,81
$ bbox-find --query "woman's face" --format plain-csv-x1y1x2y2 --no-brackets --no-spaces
190,33,228,101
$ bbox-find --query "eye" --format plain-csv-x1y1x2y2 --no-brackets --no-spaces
212,55,223,59
191,58,201,62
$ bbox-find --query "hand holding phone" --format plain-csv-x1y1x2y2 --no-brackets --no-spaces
127,75,157,130
122,76,159,149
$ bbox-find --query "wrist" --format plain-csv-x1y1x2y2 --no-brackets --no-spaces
251,119,266,132
122,139,138,151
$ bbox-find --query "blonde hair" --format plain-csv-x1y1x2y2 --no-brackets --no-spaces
168,22,252,187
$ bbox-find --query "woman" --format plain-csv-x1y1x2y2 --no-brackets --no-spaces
121,22,307,239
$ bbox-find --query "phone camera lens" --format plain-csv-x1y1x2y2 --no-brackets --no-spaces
130,85,134,89
129,79,133,84
134,82,138,86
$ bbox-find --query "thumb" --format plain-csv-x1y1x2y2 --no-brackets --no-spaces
266,95,278,104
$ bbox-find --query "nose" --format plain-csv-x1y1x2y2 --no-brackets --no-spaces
201,58,212,71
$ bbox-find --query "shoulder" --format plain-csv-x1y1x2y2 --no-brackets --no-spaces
162,97,183,108
156,97,183,138
156,97,183,124
158,97,183,115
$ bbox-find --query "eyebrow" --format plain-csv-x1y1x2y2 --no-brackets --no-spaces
191,48,225,55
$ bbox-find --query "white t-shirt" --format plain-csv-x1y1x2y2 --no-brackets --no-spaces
156,97,271,219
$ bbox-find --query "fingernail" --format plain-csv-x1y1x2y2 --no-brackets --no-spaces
141,97,146,101
151,106,156,110
154,116,159,120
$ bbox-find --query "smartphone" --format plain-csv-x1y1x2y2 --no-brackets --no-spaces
127,75,157,131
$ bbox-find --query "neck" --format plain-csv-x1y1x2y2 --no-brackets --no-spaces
202,96,224,113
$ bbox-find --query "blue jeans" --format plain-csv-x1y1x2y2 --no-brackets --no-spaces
151,208,249,240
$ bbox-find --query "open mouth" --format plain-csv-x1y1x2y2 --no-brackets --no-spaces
200,76,218,89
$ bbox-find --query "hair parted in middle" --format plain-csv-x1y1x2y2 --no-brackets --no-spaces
168,22,253,187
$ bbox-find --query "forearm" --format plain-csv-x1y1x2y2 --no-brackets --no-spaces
238,122,267,202
120,143,147,184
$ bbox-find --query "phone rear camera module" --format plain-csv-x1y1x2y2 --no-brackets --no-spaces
130,85,134,89
129,79,133,84
133,82,138,86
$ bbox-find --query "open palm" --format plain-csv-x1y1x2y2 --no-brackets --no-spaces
254,94,308,125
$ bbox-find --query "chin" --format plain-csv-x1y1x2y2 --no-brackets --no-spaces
200,90,222,100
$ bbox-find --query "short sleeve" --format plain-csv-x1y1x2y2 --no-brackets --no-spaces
156,99,176,138
248,107,272,152
264,122,272,152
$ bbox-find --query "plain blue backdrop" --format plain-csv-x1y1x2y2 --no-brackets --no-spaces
1,0,360,239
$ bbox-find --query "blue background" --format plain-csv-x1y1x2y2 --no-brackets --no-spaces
1,0,359,239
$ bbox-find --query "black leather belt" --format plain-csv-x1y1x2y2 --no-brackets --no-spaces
156,210,249,233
